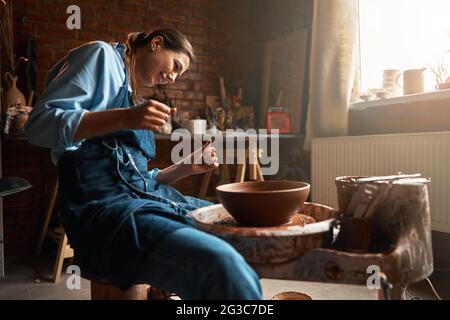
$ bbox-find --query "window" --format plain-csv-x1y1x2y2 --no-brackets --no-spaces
358,0,450,93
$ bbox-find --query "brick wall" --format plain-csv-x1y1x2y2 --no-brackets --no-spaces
12,0,254,114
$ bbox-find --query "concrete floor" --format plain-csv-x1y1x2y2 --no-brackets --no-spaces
0,255,448,300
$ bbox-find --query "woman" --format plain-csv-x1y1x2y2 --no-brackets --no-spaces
25,29,262,300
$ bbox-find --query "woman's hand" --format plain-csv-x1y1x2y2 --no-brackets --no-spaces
187,139,219,175
155,139,219,185
125,99,173,132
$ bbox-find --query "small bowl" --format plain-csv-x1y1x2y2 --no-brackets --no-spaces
376,91,391,99
216,181,310,227
359,94,374,102
272,291,312,300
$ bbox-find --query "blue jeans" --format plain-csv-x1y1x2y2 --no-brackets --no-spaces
134,227,263,300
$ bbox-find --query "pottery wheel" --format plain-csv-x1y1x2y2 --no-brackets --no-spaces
188,203,337,263
211,212,315,227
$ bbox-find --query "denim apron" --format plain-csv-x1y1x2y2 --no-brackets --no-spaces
57,45,212,290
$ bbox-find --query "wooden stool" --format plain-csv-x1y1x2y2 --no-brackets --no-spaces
90,281,150,300
89,281,176,300
35,178,74,283
87,271,175,300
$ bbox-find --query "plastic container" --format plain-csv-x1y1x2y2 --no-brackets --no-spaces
267,107,291,133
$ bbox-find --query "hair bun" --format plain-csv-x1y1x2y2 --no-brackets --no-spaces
126,32,148,53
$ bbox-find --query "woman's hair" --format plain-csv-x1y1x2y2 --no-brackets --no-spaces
126,28,195,62
125,28,195,102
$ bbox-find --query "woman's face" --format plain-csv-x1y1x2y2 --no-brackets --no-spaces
134,36,190,88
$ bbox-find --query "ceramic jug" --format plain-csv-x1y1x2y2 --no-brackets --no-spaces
3,72,26,114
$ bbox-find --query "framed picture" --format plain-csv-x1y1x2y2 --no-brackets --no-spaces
260,29,308,133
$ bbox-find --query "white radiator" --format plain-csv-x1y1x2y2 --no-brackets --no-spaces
312,131,450,233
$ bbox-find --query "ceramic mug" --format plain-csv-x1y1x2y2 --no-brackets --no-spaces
382,69,402,96
186,119,207,135
401,68,426,95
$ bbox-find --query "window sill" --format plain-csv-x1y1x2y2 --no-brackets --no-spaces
350,89,450,111
348,88,450,136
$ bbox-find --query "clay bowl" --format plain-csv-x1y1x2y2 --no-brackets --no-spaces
215,180,310,227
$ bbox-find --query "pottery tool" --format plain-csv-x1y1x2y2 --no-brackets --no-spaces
354,173,421,183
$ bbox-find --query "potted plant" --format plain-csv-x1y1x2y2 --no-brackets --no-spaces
429,52,450,90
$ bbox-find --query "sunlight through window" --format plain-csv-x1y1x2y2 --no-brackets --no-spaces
359,0,450,93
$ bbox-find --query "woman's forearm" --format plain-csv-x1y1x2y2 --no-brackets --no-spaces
74,108,130,141
74,99,172,142
156,163,191,185
74,103,193,185
156,140,218,185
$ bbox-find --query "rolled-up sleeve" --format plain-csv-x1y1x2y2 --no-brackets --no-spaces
148,168,161,181
24,41,114,149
